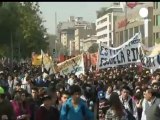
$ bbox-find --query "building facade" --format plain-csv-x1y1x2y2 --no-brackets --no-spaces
96,3,123,46
74,23,96,55
114,2,160,47
80,35,98,53
57,16,96,56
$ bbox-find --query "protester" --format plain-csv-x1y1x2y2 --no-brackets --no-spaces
105,85,113,100
119,86,137,120
35,94,59,120
59,91,69,110
0,86,15,120
97,90,110,120
11,90,31,120
0,58,160,120
29,87,41,120
141,88,160,120
105,92,127,120
60,85,94,120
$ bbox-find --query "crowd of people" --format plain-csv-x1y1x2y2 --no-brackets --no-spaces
0,60,160,120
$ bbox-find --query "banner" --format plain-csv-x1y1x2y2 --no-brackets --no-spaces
57,54,84,76
141,54,160,71
98,33,141,59
98,33,142,69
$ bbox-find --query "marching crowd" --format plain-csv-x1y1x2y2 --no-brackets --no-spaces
0,61,160,120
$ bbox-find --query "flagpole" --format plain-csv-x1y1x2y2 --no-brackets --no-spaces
41,50,44,73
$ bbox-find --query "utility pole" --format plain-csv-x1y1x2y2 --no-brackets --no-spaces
55,12,57,35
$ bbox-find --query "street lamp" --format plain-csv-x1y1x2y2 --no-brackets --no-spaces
139,7,149,41
139,8,154,73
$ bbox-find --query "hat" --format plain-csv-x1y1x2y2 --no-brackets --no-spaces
0,87,4,94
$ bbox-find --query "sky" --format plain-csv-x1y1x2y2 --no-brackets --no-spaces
39,2,112,35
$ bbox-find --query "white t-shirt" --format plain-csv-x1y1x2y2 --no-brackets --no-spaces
141,99,147,120
68,78,74,86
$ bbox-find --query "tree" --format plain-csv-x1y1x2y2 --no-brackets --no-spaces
0,2,2,7
18,2,48,57
0,2,48,59
88,43,99,53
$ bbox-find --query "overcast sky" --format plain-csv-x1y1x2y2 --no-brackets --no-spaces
39,2,112,34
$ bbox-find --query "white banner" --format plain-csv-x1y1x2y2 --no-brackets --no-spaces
98,33,142,69
57,54,85,76
99,33,141,59
141,53,160,70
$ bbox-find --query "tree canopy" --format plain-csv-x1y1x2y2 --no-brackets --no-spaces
0,2,48,59
96,7,108,18
88,43,99,53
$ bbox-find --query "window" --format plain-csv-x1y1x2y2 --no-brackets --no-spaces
129,28,133,38
116,32,119,46
97,34,107,39
124,29,128,41
158,15,160,26
154,2,158,9
109,24,111,30
104,34,107,37
158,2,160,8
140,25,144,38
154,15,155,26
134,26,139,34
120,31,123,44
96,26,107,32
156,32,160,39
153,33,155,40
156,2,158,9
109,14,111,22
156,15,158,26
109,33,112,39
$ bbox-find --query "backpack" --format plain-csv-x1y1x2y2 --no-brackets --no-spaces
124,99,136,120
66,104,86,118
125,109,136,120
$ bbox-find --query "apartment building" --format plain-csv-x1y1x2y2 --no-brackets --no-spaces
114,2,160,47
74,23,96,55
96,3,123,46
80,35,97,52
57,16,96,56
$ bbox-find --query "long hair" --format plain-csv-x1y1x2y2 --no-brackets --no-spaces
109,92,124,118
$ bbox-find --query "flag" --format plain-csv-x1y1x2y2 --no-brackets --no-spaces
148,44,160,57
90,52,98,66
32,52,42,66
41,50,56,74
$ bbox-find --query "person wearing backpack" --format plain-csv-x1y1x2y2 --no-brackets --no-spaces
119,86,137,120
60,85,94,120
